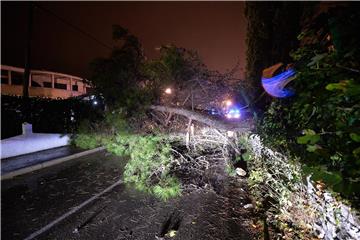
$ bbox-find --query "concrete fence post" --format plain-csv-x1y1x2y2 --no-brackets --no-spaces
22,123,33,135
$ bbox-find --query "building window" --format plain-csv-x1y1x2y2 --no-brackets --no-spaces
31,80,41,87
1,77,8,84
54,83,67,90
11,72,24,85
72,85,78,91
43,82,52,88
1,70,9,84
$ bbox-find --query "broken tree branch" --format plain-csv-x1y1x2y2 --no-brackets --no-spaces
149,105,253,132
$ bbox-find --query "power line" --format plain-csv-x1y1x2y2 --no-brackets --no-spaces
35,3,113,50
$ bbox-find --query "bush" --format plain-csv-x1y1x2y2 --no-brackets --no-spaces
241,134,316,238
1,95,103,139
257,7,360,204
73,133,102,149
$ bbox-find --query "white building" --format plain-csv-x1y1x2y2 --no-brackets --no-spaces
1,65,91,99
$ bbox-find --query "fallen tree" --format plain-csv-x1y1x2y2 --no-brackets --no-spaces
149,105,253,132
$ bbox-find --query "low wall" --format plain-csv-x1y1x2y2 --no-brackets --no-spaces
1,124,71,159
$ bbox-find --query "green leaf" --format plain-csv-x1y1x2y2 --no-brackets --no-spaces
325,80,360,96
303,129,316,135
242,152,251,161
350,133,360,142
307,53,328,67
346,84,360,96
306,144,321,152
297,134,320,145
326,81,348,91
353,147,360,157
304,165,342,187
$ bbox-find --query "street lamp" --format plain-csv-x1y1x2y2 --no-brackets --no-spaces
165,87,172,94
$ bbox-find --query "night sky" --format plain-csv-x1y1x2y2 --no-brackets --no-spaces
1,2,247,79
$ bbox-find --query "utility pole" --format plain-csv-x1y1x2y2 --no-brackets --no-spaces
23,2,34,98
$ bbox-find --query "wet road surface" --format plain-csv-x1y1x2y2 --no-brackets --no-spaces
1,150,126,240
2,150,260,240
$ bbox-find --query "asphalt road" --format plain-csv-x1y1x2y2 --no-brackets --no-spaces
1,150,126,240
1,149,260,240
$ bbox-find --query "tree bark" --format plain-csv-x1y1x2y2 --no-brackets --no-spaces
149,105,253,132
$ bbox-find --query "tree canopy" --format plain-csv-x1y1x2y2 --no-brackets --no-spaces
90,25,147,109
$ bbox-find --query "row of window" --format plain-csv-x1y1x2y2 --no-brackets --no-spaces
1,70,80,91
1,70,24,85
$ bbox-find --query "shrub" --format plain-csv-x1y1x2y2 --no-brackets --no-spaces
1,95,102,139
242,134,316,238
256,7,360,204
73,133,101,149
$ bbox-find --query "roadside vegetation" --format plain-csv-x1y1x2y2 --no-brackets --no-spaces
242,4,360,239
1,95,102,139
73,3,360,238
257,6,360,205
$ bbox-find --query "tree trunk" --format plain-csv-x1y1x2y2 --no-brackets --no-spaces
149,105,253,132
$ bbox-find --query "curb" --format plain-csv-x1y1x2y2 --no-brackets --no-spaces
1,146,106,181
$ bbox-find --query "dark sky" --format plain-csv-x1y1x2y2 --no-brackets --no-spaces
1,2,247,79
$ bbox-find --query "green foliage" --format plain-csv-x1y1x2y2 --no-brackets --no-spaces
73,109,131,148
90,25,152,111
141,44,206,95
104,110,128,133
296,129,320,145
326,79,360,96
303,165,342,189
108,134,181,201
257,7,360,203
225,164,237,177
73,111,181,201
152,177,181,201
350,133,360,142
240,134,312,234
90,27,207,114
73,133,101,149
